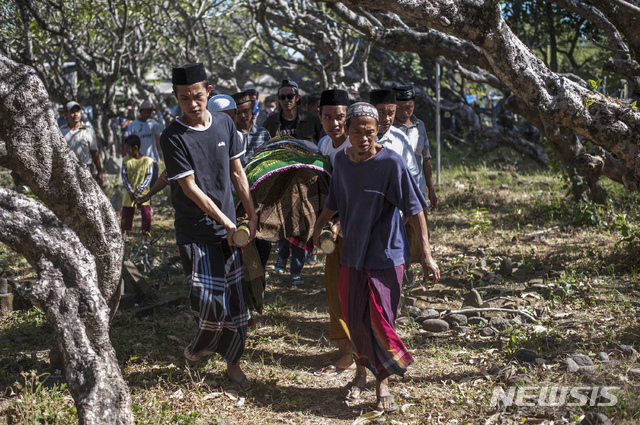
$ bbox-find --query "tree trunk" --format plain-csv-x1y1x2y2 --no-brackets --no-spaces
0,53,132,423
0,189,133,425
326,0,640,192
506,95,609,203
0,54,124,315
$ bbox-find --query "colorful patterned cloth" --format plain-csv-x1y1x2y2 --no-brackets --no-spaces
236,137,332,252
339,264,414,381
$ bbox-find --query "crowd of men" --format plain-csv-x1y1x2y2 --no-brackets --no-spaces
58,63,440,414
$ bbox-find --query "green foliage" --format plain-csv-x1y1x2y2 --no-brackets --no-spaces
9,372,76,424
469,207,492,234
588,79,602,92
611,212,640,250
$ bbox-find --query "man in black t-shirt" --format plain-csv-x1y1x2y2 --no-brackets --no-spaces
160,63,257,392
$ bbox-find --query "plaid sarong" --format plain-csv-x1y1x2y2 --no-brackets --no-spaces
339,264,414,381
179,242,248,364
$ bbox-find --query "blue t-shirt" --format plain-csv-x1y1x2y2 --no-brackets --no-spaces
325,146,427,270
161,112,245,244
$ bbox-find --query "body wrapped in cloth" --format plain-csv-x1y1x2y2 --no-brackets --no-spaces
235,137,332,312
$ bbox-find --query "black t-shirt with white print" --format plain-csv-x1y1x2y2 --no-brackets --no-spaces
279,115,297,138
160,111,245,244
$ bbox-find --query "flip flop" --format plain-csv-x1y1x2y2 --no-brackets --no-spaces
340,381,365,402
184,345,202,362
227,372,251,392
376,394,397,412
313,364,347,377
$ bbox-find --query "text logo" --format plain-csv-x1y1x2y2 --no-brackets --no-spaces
489,386,618,407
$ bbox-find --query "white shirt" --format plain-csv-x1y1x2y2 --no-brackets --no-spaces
393,116,430,190
60,123,97,166
376,126,420,183
127,119,164,162
319,135,351,167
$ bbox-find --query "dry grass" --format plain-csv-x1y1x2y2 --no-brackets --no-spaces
1,152,639,424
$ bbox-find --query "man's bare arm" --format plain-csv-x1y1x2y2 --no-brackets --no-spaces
229,158,258,244
423,158,437,209
411,211,440,284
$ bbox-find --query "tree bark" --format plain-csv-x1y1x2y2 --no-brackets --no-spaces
324,0,640,192
505,95,612,203
0,189,133,424
0,54,124,315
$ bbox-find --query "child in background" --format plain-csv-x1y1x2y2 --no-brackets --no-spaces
121,135,154,236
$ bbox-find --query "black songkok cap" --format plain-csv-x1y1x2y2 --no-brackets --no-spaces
319,89,350,107
172,63,207,85
232,91,252,105
393,85,416,101
369,89,396,105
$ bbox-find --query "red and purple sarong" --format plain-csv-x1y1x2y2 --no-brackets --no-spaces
339,264,414,381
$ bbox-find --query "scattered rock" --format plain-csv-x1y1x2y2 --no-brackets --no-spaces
454,326,471,334
581,412,612,425
463,289,483,308
405,305,422,319
482,272,496,282
479,327,495,337
596,352,610,362
418,309,440,321
506,374,528,385
619,345,639,362
468,317,488,326
570,354,594,366
628,368,640,380
516,348,537,363
489,317,510,331
444,314,468,327
499,258,513,276
578,365,598,374
396,316,412,325
560,358,579,373
422,319,449,333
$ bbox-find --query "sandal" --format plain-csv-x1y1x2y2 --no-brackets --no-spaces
376,394,397,412
340,381,365,402
227,372,251,392
314,364,347,377
184,345,203,362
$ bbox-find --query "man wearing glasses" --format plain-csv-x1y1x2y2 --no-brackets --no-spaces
263,79,322,144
